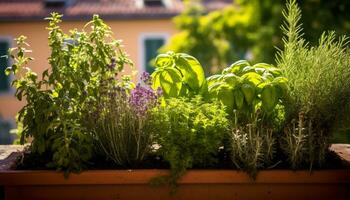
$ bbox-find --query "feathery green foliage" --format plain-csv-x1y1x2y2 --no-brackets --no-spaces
277,0,350,169
152,96,229,186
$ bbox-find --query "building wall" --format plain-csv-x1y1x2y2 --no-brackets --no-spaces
0,19,176,121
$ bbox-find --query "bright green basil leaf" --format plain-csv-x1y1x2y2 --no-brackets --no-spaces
223,60,250,74
152,67,182,98
175,53,206,93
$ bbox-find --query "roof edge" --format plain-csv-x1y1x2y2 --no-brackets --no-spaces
0,13,179,22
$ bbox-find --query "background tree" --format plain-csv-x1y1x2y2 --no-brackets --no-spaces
162,0,350,74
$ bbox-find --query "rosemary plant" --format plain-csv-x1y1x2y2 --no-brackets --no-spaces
231,110,277,178
277,0,350,169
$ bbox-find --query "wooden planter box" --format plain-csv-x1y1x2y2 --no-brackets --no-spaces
0,145,349,200
1,169,350,200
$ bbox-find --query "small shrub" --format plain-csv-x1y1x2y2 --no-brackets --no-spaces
6,13,132,173
153,96,229,185
276,0,350,169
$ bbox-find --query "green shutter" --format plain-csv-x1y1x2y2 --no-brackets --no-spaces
144,38,165,74
0,41,9,92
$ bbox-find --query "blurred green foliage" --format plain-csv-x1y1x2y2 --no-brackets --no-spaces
162,0,350,74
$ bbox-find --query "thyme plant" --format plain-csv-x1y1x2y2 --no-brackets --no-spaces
153,96,229,186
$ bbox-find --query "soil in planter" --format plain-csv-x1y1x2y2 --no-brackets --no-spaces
14,150,170,171
12,147,344,172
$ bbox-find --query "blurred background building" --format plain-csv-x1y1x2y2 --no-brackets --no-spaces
0,0,183,123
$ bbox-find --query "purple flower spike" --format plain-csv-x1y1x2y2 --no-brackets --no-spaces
140,71,151,85
129,83,159,117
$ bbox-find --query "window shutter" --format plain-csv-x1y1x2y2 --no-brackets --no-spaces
0,41,9,92
144,38,165,74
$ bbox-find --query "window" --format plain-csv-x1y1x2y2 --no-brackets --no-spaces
0,39,10,92
44,0,68,8
141,35,167,74
136,0,171,8
144,0,164,7
0,117,13,145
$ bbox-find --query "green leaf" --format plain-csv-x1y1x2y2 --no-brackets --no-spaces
233,89,244,109
208,81,223,99
261,71,275,81
261,84,278,112
222,73,241,88
252,63,272,69
267,67,283,77
241,66,255,74
206,74,222,86
223,60,250,74
217,84,235,112
254,67,266,75
175,53,206,93
240,83,256,105
152,52,208,98
155,53,173,68
241,72,263,86
272,77,288,96
42,69,49,80
152,67,182,97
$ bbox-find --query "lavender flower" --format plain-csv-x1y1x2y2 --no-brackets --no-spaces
129,83,162,117
140,71,152,85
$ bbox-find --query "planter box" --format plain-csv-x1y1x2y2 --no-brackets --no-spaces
0,145,350,200
1,170,350,200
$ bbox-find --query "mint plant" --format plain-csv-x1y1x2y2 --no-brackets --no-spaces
6,13,133,173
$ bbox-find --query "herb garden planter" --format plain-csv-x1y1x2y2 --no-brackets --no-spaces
0,169,349,200
2,2,350,200
0,144,349,200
